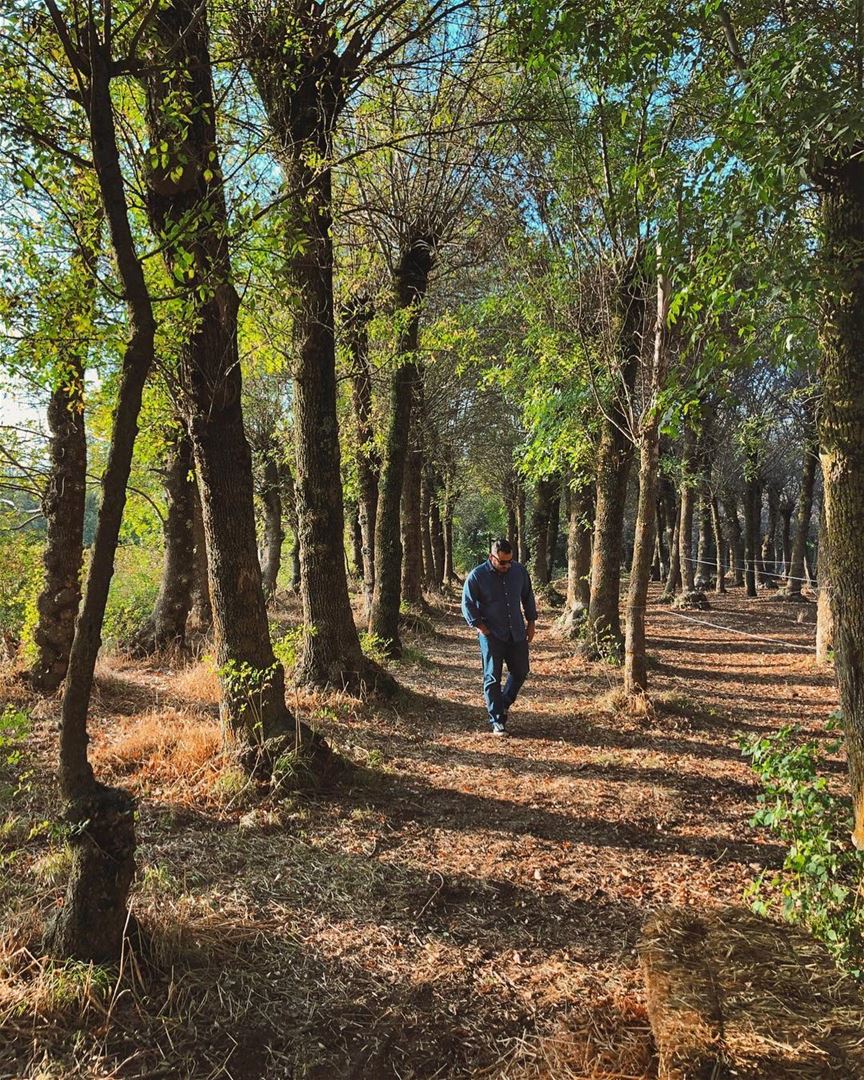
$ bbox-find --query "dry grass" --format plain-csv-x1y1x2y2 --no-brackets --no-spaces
91,707,223,800
167,656,221,705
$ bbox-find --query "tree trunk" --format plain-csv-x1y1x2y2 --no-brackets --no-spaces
586,269,642,655
743,472,760,597
370,237,433,655
44,27,152,961
624,260,669,694
785,432,819,597
134,429,195,653
420,472,436,589
710,496,726,594
678,425,699,596
351,504,364,581
346,301,379,615
818,163,864,845
761,485,780,587
661,500,682,601
31,373,87,693
724,497,745,587
561,480,593,634
242,22,388,695
188,477,212,634
530,477,555,586
260,452,283,603
444,496,456,582
695,492,712,588
430,495,446,589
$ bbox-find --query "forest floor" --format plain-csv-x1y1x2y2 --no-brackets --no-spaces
0,582,836,1079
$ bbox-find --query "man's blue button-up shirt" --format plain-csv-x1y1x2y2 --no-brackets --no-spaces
461,559,538,642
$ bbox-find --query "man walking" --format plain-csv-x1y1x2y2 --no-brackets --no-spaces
461,538,537,736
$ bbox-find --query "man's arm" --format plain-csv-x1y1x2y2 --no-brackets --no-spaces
461,571,489,634
522,566,538,643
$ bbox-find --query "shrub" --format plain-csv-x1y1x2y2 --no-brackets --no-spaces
742,718,864,975
0,534,43,645
102,544,161,649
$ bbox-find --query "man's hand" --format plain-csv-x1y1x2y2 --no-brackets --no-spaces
476,623,490,636
526,621,536,644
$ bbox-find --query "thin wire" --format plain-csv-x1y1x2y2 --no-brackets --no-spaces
662,608,816,652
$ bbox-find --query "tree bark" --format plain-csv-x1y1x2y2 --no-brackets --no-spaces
661,500,682,601
281,461,301,593
818,163,864,845
586,268,643,655
189,477,212,634
420,472,436,589
31,372,87,693
430,484,446,589
560,479,593,634
370,237,434,655
677,423,701,599
134,429,195,653
816,500,834,663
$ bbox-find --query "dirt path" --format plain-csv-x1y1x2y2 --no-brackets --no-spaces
3,587,838,1079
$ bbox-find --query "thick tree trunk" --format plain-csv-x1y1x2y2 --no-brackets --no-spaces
188,478,212,633
346,301,379,615
780,499,794,579
259,453,283,603
44,30,152,961
135,430,195,652
560,480,593,635
370,237,433,655
350,505,364,580
241,22,388,695
31,374,87,693
784,433,819,597
586,269,642,655
818,164,864,845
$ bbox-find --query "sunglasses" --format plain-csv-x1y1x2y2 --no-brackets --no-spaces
491,553,513,566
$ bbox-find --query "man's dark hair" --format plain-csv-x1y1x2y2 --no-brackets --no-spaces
491,538,513,556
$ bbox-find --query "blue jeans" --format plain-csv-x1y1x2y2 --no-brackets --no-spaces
478,634,530,725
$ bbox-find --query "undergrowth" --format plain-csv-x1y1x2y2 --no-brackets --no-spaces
742,716,864,975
